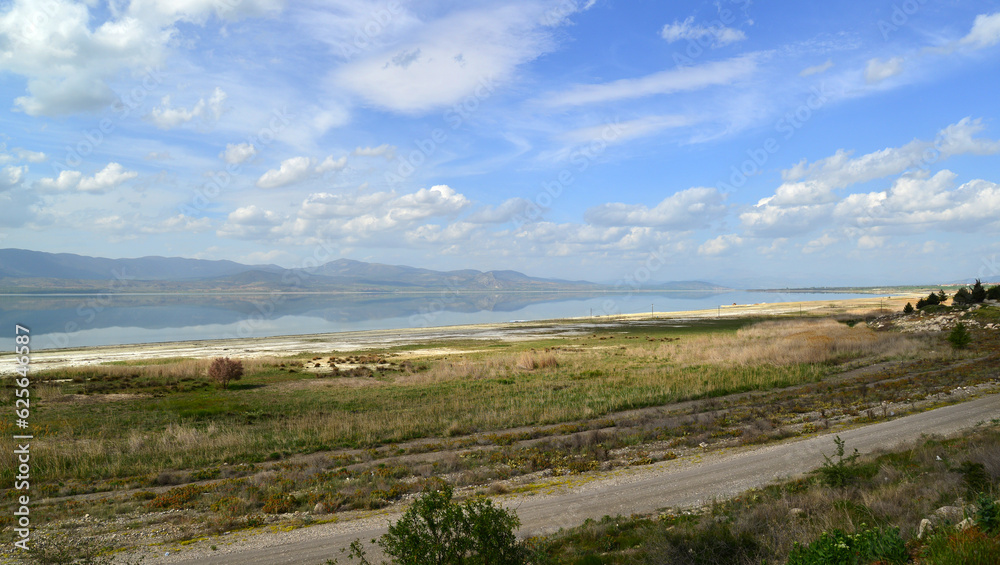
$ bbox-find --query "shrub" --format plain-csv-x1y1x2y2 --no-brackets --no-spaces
903,302,914,314
208,357,244,389
360,485,529,565
987,285,1000,301
975,493,999,534
787,526,908,565
817,436,861,488
948,323,971,349
645,520,763,565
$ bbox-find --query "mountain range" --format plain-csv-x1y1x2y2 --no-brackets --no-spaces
0,249,730,293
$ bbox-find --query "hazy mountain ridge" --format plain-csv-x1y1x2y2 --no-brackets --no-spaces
0,249,727,293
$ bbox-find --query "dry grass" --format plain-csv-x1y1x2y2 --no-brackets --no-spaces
657,319,935,367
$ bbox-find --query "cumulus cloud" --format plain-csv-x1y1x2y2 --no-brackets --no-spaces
34,170,83,192
543,55,757,107
698,234,743,256
256,156,314,189
220,143,257,165
584,187,727,228
0,166,26,191
14,149,46,163
960,12,1000,49
0,1,276,116
316,155,348,173
660,17,746,47
865,57,904,84
352,144,396,159
217,205,284,239
77,163,139,193
34,163,136,193
148,87,227,129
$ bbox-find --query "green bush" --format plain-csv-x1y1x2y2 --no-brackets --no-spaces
787,526,907,565
903,302,914,314
644,520,763,565
987,285,1000,301
975,493,999,534
919,527,1000,565
343,485,530,565
948,323,971,349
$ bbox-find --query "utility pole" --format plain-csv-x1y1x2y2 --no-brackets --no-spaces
651,304,654,319
718,305,721,318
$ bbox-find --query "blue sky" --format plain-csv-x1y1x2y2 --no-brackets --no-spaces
2,0,1000,287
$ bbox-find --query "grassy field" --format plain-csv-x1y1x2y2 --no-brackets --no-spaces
1,304,998,561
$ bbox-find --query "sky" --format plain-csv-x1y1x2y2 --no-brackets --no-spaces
1,0,1000,288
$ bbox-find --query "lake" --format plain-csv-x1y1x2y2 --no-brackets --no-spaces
0,290,882,351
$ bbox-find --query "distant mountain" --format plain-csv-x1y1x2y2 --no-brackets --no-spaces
0,249,728,293
0,248,281,281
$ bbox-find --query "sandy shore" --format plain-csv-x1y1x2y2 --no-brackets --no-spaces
1,294,920,375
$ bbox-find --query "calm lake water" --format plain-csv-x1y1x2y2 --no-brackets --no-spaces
0,290,880,351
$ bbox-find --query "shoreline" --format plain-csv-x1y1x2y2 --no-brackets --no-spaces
1,294,921,375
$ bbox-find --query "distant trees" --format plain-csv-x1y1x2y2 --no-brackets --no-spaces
915,290,945,309
941,279,1000,307
208,357,244,389
990,285,1000,301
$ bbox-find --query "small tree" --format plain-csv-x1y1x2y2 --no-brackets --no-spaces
903,302,914,314
948,323,971,349
971,279,987,303
915,297,928,309
952,287,973,306
208,357,244,389
936,289,947,303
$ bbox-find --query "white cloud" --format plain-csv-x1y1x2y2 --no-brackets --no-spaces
316,155,348,173
799,59,833,77
660,17,746,47
77,163,139,193
543,55,758,107
803,233,837,253
145,151,171,160
220,143,257,165
333,3,569,114
584,187,727,228
34,170,83,192
0,1,269,116
148,87,228,129
14,149,46,163
865,57,903,84
256,156,314,189
0,166,25,191
698,234,743,256
561,115,694,145
352,144,397,160
960,12,1000,49
217,205,284,239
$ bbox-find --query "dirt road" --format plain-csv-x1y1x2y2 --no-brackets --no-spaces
148,393,999,564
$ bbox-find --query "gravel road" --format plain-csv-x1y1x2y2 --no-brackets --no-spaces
146,393,1000,565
